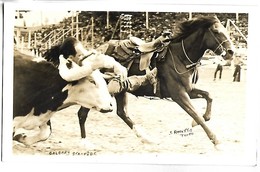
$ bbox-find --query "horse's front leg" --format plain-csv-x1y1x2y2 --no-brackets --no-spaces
115,92,134,128
174,91,219,146
189,88,213,123
115,92,153,144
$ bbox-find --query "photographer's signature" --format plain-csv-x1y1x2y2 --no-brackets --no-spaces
169,128,194,137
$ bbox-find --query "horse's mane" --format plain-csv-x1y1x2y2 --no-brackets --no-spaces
43,37,78,67
171,16,219,43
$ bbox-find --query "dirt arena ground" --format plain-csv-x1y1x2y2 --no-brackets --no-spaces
12,65,255,165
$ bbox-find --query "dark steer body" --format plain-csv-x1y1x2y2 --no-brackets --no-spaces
13,51,113,145
14,54,68,117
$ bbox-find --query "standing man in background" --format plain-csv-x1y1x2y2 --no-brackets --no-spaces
233,55,243,82
213,55,226,81
233,45,245,82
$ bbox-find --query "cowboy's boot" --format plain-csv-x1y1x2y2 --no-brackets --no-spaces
108,68,159,95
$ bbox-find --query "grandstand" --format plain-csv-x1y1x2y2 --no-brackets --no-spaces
14,11,248,57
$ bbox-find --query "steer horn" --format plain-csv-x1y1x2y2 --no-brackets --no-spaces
58,55,94,82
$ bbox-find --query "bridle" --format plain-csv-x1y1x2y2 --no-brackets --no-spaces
208,27,229,56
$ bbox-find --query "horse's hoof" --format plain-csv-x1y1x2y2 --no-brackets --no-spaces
191,120,199,127
203,115,211,122
191,117,205,127
140,136,157,145
214,142,224,151
133,125,156,144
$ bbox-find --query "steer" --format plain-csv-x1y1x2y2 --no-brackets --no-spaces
13,50,126,146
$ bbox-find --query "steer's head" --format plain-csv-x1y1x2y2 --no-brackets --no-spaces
60,60,113,113
65,70,113,113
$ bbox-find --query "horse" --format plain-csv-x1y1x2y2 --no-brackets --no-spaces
75,16,235,147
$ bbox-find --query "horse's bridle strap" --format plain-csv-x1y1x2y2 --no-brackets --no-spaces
169,46,198,75
208,28,228,54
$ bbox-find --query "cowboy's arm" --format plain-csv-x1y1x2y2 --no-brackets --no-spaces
83,52,128,81
59,53,127,82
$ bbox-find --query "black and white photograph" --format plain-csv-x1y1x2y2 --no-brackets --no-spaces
1,0,259,171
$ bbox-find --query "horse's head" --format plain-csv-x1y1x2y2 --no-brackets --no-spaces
205,16,235,60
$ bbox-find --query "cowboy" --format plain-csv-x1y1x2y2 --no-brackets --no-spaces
58,51,158,96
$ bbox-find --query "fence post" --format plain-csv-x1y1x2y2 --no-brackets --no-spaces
28,30,31,49
62,29,64,42
91,17,94,48
21,36,24,52
48,39,51,49
76,11,79,40
146,11,149,29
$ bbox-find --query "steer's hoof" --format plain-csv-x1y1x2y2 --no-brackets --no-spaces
80,139,98,150
13,133,27,143
13,133,32,146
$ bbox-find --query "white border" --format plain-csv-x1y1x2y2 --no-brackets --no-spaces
2,0,259,170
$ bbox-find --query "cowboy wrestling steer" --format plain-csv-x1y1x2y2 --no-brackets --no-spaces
13,51,122,146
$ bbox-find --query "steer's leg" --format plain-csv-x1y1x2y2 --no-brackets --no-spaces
76,107,97,149
13,122,52,146
77,107,90,139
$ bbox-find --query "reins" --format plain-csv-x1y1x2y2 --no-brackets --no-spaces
181,40,202,68
169,42,201,75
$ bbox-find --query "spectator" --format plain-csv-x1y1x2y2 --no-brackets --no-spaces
233,55,243,82
213,55,226,81
32,41,37,57
36,42,42,57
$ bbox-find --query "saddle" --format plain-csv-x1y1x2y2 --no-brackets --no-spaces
106,33,171,71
